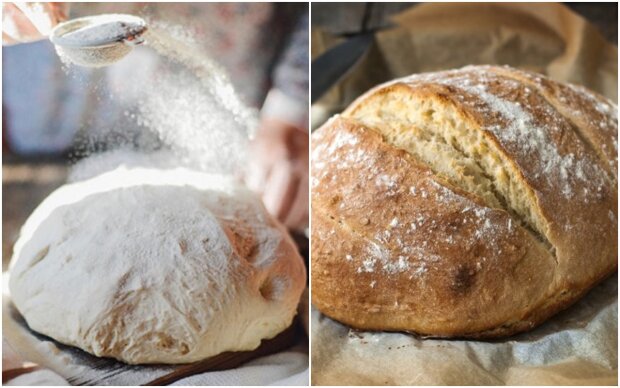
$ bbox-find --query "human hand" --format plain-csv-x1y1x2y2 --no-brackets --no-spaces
2,2,69,45
246,118,309,230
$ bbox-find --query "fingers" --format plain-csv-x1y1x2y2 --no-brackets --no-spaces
2,2,69,45
246,119,309,229
2,3,42,44
284,171,308,229
14,2,61,35
263,161,298,221
50,2,69,24
245,157,271,196
260,158,308,230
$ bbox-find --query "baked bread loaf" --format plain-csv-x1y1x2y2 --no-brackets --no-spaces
9,167,306,364
311,65,617,338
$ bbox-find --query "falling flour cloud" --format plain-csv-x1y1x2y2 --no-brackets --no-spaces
66,18,257,179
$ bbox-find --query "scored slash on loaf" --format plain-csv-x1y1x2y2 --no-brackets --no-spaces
311,65,617,338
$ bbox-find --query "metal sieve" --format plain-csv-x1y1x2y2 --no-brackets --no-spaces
49,14,147,67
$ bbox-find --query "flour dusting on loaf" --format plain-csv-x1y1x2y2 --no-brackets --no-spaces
312,65,617,338
9,167,306,364
397,67,611,199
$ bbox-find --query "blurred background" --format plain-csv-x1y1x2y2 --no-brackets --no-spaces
311,2,618,128
313,3,617,43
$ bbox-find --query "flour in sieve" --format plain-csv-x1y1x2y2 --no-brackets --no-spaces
59,20,134,46
54,17,143,67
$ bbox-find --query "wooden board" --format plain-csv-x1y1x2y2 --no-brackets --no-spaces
3,298,303,385
146,324,302,385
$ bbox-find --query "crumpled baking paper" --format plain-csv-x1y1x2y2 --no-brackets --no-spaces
311,276,617,385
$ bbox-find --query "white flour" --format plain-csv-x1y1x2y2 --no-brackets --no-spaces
66,18,256,178
60,21,133,46
132,25,256,174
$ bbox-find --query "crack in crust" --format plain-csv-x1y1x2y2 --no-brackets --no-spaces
346,89,555,253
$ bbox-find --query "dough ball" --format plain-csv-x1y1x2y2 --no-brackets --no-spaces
9,167,306,364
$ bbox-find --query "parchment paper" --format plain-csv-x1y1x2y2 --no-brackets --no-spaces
311,2,618,128
311,276,617,386
3,274,309,385
310,3,618,385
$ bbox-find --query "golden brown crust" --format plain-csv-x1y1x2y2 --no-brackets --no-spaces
485,65,618,181
311,66,618,338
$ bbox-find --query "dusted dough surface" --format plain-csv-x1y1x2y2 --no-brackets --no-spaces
9,167,306,364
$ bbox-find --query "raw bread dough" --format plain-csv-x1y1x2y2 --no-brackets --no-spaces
9,167,306,364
